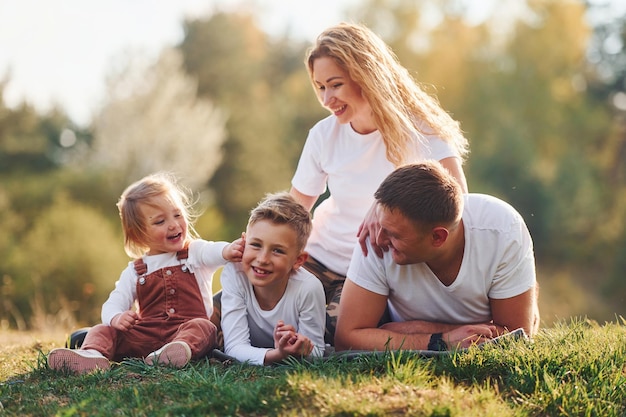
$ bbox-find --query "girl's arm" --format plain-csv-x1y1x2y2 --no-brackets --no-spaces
101,265,137,325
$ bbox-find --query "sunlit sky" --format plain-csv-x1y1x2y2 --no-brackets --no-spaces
1,0,623,127
0,0,361,126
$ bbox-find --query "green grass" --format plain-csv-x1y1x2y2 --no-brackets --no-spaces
1,317,625,416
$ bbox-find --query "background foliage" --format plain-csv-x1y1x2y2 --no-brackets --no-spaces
0,0,624,331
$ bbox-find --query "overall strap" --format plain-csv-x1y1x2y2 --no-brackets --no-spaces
133,258,147,276
176,241,191,261
176,248,189,261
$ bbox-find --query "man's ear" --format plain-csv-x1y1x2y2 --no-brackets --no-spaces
431,227,449,247
292,251,309,270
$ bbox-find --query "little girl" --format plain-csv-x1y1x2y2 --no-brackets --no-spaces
48,172,243,374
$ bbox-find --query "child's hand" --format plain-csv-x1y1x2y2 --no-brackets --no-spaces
111,310,139,331
273,320,296,345
223,233,245,262
277,332,314,358
274,320,313,357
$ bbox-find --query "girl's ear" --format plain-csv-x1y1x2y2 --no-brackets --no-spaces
292,251,309,271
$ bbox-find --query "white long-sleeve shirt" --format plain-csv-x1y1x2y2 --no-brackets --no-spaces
100,239,228,325
220,262,326,365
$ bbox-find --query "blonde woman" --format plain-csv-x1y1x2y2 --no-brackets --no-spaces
289,22,469,346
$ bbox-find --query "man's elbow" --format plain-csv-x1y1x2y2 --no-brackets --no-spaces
333,330,351,352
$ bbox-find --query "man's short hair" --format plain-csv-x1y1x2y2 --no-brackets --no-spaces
374,160,463,229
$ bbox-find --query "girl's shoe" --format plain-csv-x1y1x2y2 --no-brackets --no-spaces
144,341,191,368
47,348,110,374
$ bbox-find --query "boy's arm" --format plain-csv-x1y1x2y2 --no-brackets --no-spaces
220,265,269,365
294,277,326,357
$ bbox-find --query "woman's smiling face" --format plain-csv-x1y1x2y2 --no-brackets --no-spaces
312,56,374,134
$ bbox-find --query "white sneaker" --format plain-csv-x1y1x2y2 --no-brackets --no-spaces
144,341,191,368
47,348,110,374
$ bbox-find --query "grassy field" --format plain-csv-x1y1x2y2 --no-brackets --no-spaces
1,317,625,416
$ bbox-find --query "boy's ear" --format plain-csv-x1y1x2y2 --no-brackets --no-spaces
292,251,309,271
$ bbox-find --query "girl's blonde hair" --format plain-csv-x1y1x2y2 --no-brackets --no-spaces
306,22,469,166
117,172,199,258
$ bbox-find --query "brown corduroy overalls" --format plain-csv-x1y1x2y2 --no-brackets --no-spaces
81,248,217,362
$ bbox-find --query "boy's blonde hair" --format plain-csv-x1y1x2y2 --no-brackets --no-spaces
117,172,199,258
248,192,312,252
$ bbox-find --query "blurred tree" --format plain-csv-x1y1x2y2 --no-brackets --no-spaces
461,0,610,260
0,79,83,174
584,0,626,298
7,193,127,329
179,12,326,234
355,0,613,257
87,47,227,193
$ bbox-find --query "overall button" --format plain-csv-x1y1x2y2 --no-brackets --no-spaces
170,289,176,295
169,308,175,314
139,277,146,285
166,270,172,276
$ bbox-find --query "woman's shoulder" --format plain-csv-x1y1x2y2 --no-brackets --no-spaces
309,115,341,137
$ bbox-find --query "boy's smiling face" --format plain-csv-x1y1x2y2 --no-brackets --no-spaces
242,219,307,291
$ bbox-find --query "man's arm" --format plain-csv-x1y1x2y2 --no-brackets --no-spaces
490,286,538,336
335,280,497,351
334,279,431,351
379,320,460,335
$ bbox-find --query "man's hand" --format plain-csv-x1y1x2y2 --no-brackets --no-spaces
444,324,497,349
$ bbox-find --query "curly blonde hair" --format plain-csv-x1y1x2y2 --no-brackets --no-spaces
117,172,199,258
306,22,469,166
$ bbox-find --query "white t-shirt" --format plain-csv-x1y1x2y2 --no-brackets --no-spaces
347,194,536,324
100,239,228,325
220,262,326,365
291,115,458,275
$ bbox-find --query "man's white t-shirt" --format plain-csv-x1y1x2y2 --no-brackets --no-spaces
292,115,458,276
347,194,536,324
220,262,326,365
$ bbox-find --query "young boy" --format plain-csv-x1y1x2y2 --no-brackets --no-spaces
220,192,326,365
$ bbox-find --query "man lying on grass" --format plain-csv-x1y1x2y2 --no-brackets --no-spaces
335,161,539,352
